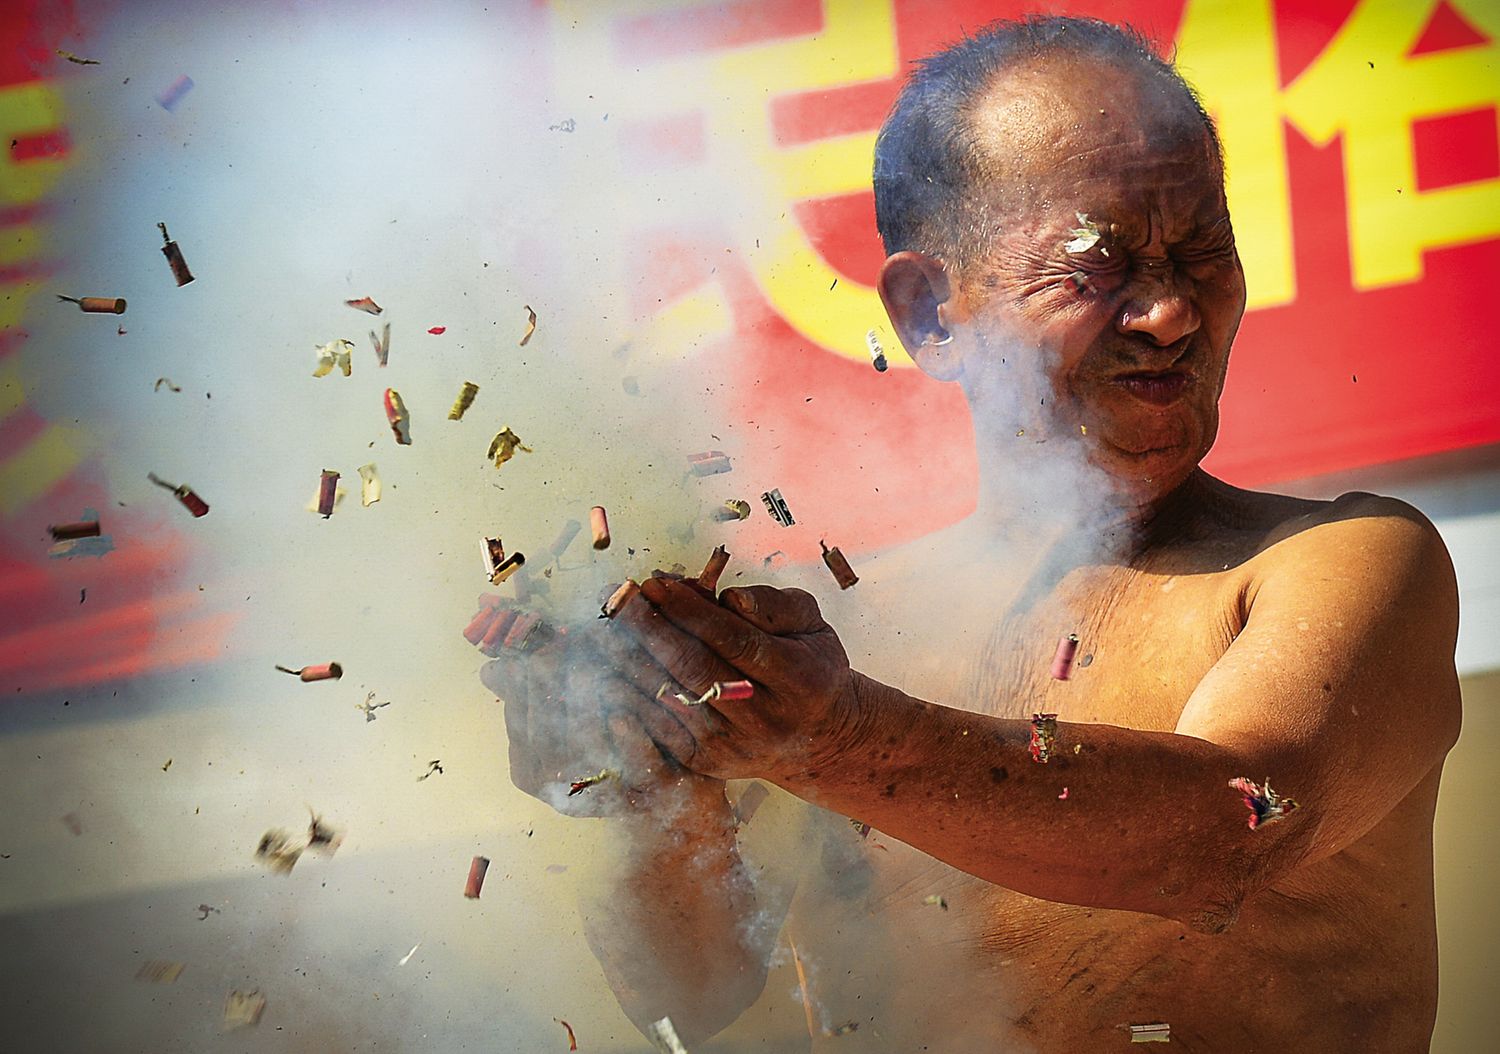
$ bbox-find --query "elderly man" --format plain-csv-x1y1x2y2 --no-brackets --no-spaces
480,16,1461,1052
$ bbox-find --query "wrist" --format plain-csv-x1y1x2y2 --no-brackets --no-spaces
778,669,881,788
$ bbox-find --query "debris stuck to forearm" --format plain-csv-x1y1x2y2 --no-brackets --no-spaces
820,540,859,589
1029,713,1059,763
313,339,354,377
147,472,209,516
464,855,490,898
568,768,619,796
922,894,948,911
157,222,194,286
1051,633,1080,680
1228,777,1299,829
448,381,480,420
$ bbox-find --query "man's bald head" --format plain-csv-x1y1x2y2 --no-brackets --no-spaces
873,16,1222,272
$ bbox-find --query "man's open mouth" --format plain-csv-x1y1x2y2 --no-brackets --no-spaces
1111,370,1190,406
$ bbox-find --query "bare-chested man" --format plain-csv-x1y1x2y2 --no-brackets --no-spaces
479,16,1461,1053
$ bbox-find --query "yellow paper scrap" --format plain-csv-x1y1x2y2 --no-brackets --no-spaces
312,339,354,378
358,463,381,506
487,427,533,468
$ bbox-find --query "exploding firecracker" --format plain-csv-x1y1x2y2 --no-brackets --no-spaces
590,505,611,550
385,388,412,445
449,381,480,420
56,294,125,314
223,989,266,1030
568,768,619,797
317,469,339,518
370,322,391,367
712,499,752,522
487,427,532,467
688,450,733,476
1228,777,1299,830
464,855,490,898
866,329,888,372
1064,211,1104,254
820,540,859,589
345,296,382,315
1051,634,1080,680
601,579,640,619
519,305,537,347
761,488,794,526
158,222,194,286
147,472,209,517
358,463,381,506
1029,713,1059,763
275,662,343,682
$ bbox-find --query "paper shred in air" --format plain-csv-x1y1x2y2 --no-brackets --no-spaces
313,339,354,378
358,463,381,506
1051,634,1080,680
157,222,194,285
1064,212,1103,254
385,388,412,445
345,296,382,315
275,662,343,682
147,472,209,517
866,329,888,372
154,377,181,392
589,505,610,549
135,960,185,983
56,49,100,65
687,450,732,477
255,829,303,874
449,381,480,420
155,74,193,111
487,427,532,467
820,540,859,589
464,856,490,898
317,469,339,518
1129,1023,1171,1043
519,305,537,346
196,904,219,920
357,694,389,722
427,326,446,335
1029,713,1058,763
761,489,794,526
223,989,267,1030
418,760,444,781
1228,777,1299,830
370,322,391,367
398,942,421,965
923,894,948,911
568,768,618,797
56,294,125,314
306,811,342,855
556,1018,578,1051
712,499,752,522
647,1017,690,1054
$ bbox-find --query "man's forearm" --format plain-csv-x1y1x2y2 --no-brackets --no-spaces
776,673,1279,931
582,802,779,1044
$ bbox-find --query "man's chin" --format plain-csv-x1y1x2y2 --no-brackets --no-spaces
1086,431,1203,498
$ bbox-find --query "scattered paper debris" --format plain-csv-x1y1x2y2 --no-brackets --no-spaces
345,296,382,315
687,450,732,476
154,377,182,392
427,326,446,335
556,1018,578,1050
482,537,525,584
162,758,172,772
922,894,948,911
357,693,389,722
275,662,343,682
418,760,445,782
866,329,888,372
820,540,859,589
850,818,871,837
1051,633,1080,680
549,118,576,133
1058,787,1070,800
519,305,537,346
449,381,480,420
312,339,354,378
399,942,421,965
465,855,490,898
568,768,618,796
48,520,100,541
647,1017,689,1054
1029,713,1058,763
827,1022,859,1037
370,322,391,367
1064,212,1103,254
156,74,194,112
135,960,185,983
590,505,611,549
222,989,266,1030
147,472,209,517
761,489,794,526
1129,1023,1171,1043
255,829,303,874
317,469,339,518
1229,777,1299,830
712,498,752,522
154,222,194,286
1063,271,1089,296
385,388,412,445
487,427,532,467
56,49,100,65
358,463,381,506
306,811,342,855
56,294,125,314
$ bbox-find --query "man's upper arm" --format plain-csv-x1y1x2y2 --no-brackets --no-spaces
1175,494,1461,871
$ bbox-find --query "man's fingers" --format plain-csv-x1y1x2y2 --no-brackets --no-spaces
614,586,742,696
718,585,826,636
637,577,782,685
607,712,668,777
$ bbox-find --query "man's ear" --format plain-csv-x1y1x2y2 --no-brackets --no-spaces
877,251,963,381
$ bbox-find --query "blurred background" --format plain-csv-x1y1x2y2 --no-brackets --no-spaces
1,0,1496,1050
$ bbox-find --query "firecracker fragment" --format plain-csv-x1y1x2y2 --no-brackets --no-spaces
449,381,480,420
275,662,343,682
519,304,537,346
370,322,390,367
487,427,532,467
428,326,446,335
313,339,354,377
56,294,126,314
647,1017,689,1054
135,960,185,983
568,768,619,796
866,329,888,372
1229,777,1300,830
601,579,640,619
255,829,303,874
147,472,209,517
688,450,732,476
306,811,342,855
385,388,412,445
761,489,794,526
713,499,752,522
483,538,525,584
922,894,948,911
358,463,381,506
820,540,859,589
556,1018,578,1051
590,505,611,550
697,545,730,593
659,680,753,707
1051,633,1080,680
317,470,339,518
56,49,100,65
850,818,871,838
1064,212,1104,254
1029,713,1059,763
464,855,490,898
48,520,101,541
345,296,382,315
154,377,181,392
1129,1023,1171,1043
223,989,266,1030
156,74,193,111
478,609,519,654
157,222,194,286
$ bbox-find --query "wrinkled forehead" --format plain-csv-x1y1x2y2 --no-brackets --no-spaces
967,55,1223,225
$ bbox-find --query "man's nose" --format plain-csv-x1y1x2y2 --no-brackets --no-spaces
1116,272,1201,348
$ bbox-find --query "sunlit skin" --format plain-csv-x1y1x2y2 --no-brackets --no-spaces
481,55,1462,1052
